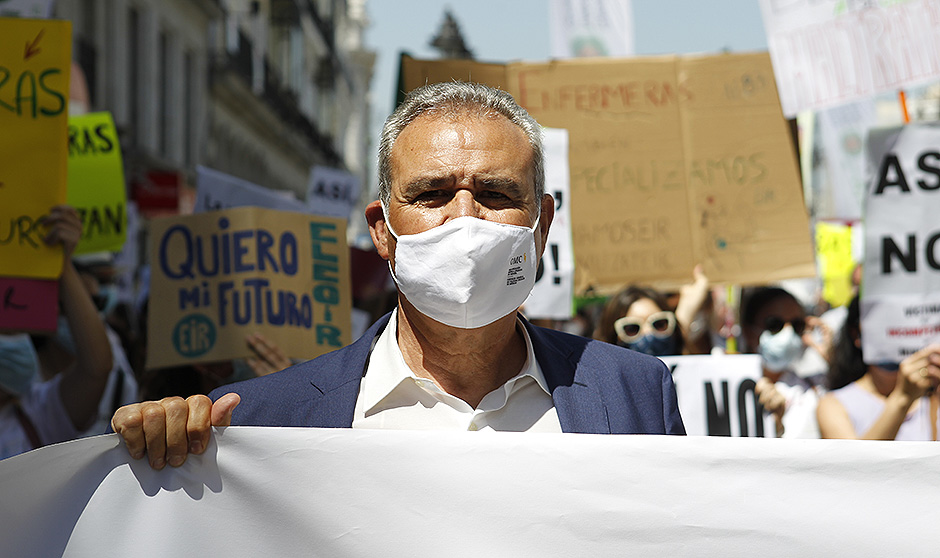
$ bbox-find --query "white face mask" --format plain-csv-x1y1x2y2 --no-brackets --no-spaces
384,208,540,329
758,325,805,372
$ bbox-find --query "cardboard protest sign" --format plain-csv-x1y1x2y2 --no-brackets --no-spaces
760,0,940,118
305,166,360,221
66,112,127,254
402,53,815,292
861,124,940,364
662,353,774,437
0,17,70,279
147,206,351,369
524,128,574,320
194,166,308,214
0,277,56,332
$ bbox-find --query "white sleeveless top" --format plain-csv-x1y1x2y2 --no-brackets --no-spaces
831,382,937,441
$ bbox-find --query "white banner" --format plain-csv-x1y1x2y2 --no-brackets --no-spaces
305,166,360,221
815,99,878,221
2,428,940,556
549,0,634,58
862,124,940,363
760,0,940,117
525,128,574,320
663,354,775,437
194,166,308,213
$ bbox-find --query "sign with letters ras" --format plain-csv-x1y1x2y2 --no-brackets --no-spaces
147,207,352,369
0,17,70,279
862,124,940,364
66,112,127,254
661,353,774,437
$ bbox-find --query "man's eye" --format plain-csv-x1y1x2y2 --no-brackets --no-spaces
414,190,448,201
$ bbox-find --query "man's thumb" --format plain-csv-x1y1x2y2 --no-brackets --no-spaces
211,393,241,426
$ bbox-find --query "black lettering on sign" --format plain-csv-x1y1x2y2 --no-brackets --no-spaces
77,204,124,239
737,378,764,438
705,380,731,436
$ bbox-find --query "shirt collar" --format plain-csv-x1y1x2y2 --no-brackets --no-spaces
360,309,550,414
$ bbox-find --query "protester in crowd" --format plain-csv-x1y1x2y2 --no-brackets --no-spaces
593,265,711,356
817,295,940,440
0,205,113,459
35,259,140,436
112,81,685,470
741,286,831,438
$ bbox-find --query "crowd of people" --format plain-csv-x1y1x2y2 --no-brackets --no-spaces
2,81,939,466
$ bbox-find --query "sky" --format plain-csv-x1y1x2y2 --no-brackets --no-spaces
364,0,769,129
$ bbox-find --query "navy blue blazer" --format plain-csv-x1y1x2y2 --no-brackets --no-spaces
210,313,685,435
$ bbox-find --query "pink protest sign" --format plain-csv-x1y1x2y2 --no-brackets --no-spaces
0,277,58,332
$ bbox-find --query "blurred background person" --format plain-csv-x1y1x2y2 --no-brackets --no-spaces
741,286,832,438
0,205,112,459
817,295,940,440
594,265,711,356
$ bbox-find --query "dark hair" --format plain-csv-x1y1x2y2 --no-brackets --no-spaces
741,287,801,329
826,295,865,390
594,285,683,350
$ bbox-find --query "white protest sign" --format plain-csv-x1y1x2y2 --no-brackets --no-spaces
194,166,308,214
306,165,360,220
525,127,575,320
661,353,775,437
861,124,940,363
760,0,940,117
815,99,878,221
3,428,940,556
549,0,635,58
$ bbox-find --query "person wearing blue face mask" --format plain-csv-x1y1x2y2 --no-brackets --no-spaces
594,266,712,357
817,295,940,440
0,205,113,459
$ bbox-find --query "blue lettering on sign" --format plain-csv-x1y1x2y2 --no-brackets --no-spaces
158,218,300,280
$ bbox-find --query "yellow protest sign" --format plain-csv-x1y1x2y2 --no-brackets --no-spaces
815,221,855,308
402,53,816,293
66,112,127,254
147,207,352,370
0,17,71,279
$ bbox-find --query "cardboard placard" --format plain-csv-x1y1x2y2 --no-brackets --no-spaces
402,53,815,293
662,353,774,437
0,17,70,279
147,207,352,369
760,0,940,118
66,112,127,254
861,124,940,363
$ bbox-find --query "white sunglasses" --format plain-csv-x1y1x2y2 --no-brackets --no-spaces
614,311,676,344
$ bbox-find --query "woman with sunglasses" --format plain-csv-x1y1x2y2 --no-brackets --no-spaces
593,266,711,357
817,295,940,440
741,286,832,438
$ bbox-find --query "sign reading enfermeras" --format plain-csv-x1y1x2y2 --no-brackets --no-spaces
147,207,351,369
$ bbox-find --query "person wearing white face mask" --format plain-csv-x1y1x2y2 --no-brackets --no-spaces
742,287,832,438
112,81,685,471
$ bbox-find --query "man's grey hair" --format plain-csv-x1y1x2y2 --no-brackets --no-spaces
378,81,544,208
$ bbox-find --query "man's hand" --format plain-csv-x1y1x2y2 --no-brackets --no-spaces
111,393,240,469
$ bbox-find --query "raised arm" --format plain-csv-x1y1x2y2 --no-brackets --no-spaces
43,205,113,430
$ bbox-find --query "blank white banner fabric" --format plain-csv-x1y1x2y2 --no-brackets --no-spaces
1,428,939,557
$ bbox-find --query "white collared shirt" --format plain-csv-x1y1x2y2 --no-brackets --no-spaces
352,310,562,432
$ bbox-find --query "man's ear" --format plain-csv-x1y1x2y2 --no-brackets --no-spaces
536,193,555,259
365,200,391,260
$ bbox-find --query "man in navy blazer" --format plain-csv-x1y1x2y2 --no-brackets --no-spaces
112,82,683,470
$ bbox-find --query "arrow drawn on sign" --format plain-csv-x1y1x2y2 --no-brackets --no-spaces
24,29,44,61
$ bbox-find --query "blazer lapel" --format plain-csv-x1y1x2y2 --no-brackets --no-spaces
523,318,611,434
